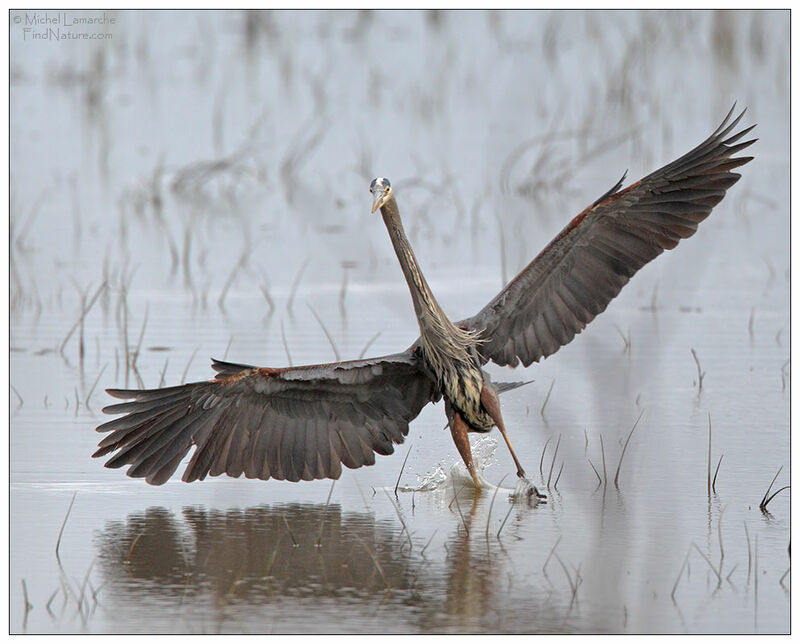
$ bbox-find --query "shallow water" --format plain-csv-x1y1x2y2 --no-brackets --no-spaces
10,9,789,634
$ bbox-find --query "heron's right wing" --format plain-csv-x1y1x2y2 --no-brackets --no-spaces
461,106,755,367
94,350,437,485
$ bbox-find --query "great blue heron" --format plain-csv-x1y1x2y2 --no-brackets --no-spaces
94,107,754,495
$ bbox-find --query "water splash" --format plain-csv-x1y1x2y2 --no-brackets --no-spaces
393,435,545,504
398,436,499,493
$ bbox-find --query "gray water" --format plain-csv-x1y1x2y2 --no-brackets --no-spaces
10,10,789,634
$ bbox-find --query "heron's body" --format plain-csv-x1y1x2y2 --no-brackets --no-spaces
93,107,755,495
378,193,494,433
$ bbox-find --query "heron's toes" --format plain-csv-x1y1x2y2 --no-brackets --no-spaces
511,476,546,504
528,485,547,503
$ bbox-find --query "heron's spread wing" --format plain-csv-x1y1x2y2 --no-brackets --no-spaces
461,107,756,368
94,351,437,485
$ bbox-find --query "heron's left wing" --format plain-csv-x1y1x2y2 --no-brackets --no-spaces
94,351,437,485
460,106,755,368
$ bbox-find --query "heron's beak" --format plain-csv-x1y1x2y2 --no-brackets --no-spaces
371,191,384,213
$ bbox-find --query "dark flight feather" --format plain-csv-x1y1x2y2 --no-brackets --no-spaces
95,352,438,485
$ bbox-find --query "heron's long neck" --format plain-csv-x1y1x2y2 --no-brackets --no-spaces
380,196,477,372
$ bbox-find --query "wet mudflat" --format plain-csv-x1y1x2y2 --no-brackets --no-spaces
10,10,788,634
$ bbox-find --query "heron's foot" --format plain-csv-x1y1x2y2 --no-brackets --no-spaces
511,476,546,504
467,466,482,491
529,484,547,502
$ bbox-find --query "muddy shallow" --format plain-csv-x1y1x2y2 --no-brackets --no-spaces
10,10,789,634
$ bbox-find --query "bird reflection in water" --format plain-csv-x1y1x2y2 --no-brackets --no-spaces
93,500,586,632
440,488,497,624
96,504,420,604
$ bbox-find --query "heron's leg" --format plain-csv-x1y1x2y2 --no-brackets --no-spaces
449,410,482,490
480,384,527,479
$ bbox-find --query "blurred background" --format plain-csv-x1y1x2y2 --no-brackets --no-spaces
10,10,789,634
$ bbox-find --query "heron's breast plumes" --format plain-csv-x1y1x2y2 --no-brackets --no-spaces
418,327,493,431
440,363,494,431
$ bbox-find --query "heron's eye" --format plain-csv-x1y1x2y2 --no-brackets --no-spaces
384,187,390,193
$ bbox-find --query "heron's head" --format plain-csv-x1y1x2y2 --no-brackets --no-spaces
370,177,392,213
